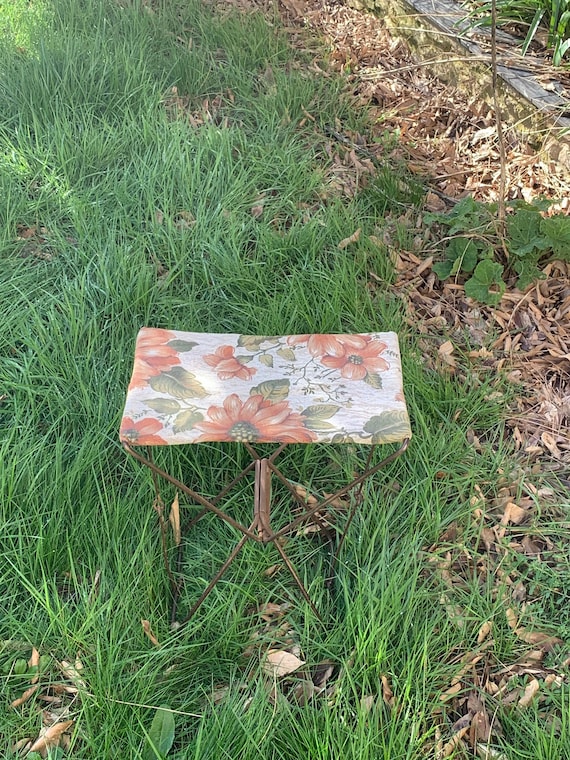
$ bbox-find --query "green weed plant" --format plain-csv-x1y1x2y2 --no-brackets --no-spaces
426,196,570,303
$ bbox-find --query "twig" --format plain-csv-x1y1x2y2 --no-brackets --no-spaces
491,0,508,239
149,455,180,596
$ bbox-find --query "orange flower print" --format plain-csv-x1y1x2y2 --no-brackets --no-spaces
287,333,369,358
321,340,389,381
129,328,181,390
194,394,317,443
120,416,168,445
203,345,257,381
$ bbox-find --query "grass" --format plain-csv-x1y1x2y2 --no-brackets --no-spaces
0,0,568,757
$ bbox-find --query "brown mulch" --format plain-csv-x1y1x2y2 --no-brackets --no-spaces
272,0,570,207
392,242,570,467
207,0,569,466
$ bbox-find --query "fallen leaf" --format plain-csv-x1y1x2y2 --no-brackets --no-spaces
505,608,518,630
141,619,160,647
441,682,462,699
258,602,289,621
11,738,32,753
291,678,315,705
476,745,508,759
169,492,181,546
360,694,375,713
338,227,361,249
441,725,470,757
322,491,349,509
251,198,265,219
381,674,395,708
541,432,562,458
173,210,195,230
544,674,564,688
518,678,540,708
281,0,307,18
293,484,318,505
263,649,305,678
29,647,41,684
312,661,335,691
438,340,457,367
10,683,40,708
28,720,74,755
514,628,563,651
17,224,38,239
60,658,87,691
452,713,472,733
477,621,493,644
500,502,527,526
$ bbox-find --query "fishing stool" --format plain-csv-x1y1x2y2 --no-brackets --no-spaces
120,329,411,624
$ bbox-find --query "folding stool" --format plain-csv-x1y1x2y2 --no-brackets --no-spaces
120,329,411,624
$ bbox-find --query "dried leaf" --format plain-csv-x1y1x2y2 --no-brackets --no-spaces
10,683,40,708
29,647,41,684
293,484,318,506
141,619,160,647
505,608,518,630
17,225,38,239
541,432,562,458
438,340,454,356
169,492,181,546
322,491,349,509
500,502,527,525
251,198,265,219
263,649,305,678
173,210,195,230
312,661,335,691
338,227,361,249
518,678,540,708
436,340,457,368
28,720,74,754
258,602,289,621
11,738,32,753
477,621,493,644
360,694,375,713
291,678,316,705
441,725,470,757
476,745,509,759
59,658,86,691
514,628,563,651
380,674,395,708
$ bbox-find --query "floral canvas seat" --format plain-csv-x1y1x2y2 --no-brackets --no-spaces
121,329,411,624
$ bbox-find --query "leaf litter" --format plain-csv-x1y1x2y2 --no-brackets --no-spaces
426,481,569,758
7,643,86,757
208,601,340,710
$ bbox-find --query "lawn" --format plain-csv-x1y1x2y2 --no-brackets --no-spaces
0,0,568,757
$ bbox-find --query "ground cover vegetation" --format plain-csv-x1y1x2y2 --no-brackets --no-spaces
0,0,568,757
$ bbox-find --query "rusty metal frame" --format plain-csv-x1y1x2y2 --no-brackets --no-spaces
123,438,409,626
